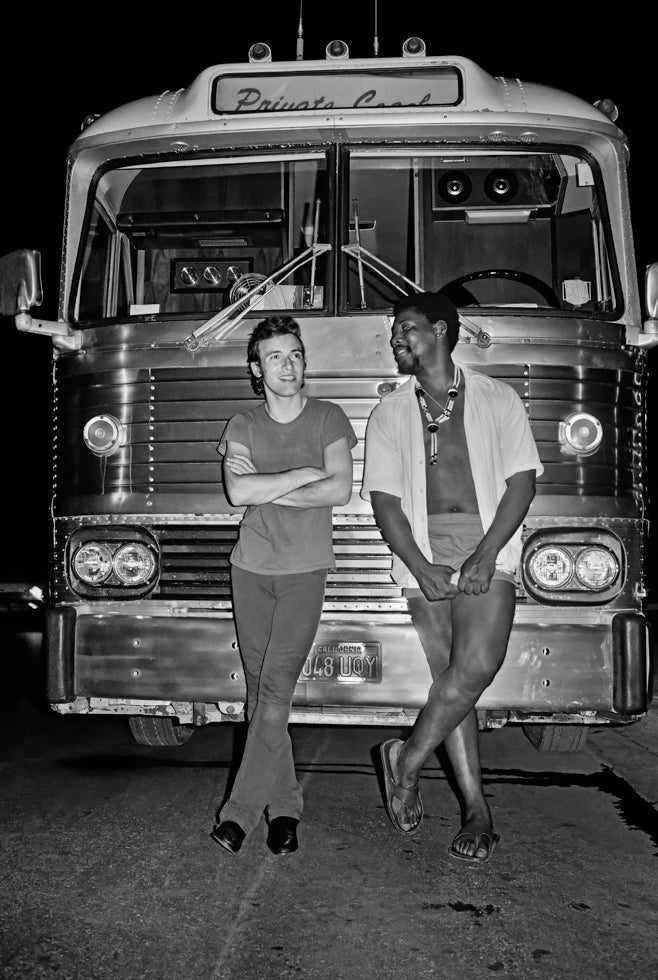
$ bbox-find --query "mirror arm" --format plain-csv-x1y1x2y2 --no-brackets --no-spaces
625,320,658,349
15,312,82,349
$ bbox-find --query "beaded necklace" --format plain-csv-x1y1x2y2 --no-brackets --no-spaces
415,365,461,465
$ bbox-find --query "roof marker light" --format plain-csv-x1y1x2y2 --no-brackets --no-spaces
402,36,426,57
593,98,619,122
326,39,349,60
80,113,100,131
248,42,272,63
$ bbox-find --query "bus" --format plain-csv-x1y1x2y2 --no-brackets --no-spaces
2,37,656,750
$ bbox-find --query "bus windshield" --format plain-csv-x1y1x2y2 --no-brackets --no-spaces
74,146,617,322
344,149,616,314
75,153,331,322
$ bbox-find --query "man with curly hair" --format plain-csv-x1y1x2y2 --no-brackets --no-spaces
212,316,356,856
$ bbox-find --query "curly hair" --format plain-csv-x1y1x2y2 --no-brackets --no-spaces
392,292,460,352
247,316,306,396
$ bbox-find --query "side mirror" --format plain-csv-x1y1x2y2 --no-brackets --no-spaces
0,249,79,348
624,262,658,348
0,249,43,315
646,261,658,321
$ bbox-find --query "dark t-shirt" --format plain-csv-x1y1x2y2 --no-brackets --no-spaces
218,398,357,574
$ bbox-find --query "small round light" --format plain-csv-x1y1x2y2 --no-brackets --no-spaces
575,547,619,590
73,542,113,585
113,543,156,586
248,42,272,63
180,266,199,286
402,36,426,57
203,266,222,285
326,39,349,60
83,415,125,456
561,413,603,455
80,113,100,131
593,98,619,123
528,546,574,589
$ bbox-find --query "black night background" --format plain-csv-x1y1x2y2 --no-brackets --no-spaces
1,0,656,592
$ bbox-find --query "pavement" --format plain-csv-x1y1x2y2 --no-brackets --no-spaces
586,706,658,811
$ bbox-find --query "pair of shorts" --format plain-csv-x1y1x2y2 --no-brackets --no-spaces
402,512,516,598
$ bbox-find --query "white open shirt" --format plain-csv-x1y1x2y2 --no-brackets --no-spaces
361,365,544,588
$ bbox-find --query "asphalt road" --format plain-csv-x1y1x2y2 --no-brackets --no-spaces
2,622,658,980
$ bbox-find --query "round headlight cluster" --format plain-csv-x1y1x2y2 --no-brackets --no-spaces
560,412,603,455
113,544,156,585
72,541,156,588
83,415,126,457
528,546,573,589
575,547,618,590
73,543,113,584
527,544,619,592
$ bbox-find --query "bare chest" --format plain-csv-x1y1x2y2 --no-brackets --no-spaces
416,395,479,513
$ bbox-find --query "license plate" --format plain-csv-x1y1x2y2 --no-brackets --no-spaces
299,642,381,683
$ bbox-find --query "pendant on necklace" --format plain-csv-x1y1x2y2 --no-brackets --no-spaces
415,366,461,465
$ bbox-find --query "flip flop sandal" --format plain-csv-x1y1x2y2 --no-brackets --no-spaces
379,738,424,836
449,829,500,864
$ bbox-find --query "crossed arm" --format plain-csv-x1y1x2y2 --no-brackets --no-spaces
223,437,353,508
371,469,536,601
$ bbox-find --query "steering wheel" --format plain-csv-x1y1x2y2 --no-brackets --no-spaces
441,269,560,308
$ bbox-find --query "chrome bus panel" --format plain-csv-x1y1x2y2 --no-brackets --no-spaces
6,48,650,734
50,602,638,723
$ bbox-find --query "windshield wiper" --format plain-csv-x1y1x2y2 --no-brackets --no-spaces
342,242,425,296
342,244,490,345
342,198,424,300
184,199,329,351
344,200,490,347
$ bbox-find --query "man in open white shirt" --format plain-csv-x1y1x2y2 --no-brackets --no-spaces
362,292,543,863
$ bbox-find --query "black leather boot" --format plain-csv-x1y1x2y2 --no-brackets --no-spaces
211,821,246,854
267,816,299,855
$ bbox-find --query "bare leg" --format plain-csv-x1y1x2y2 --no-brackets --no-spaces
442,710,493,858
395,582,515,848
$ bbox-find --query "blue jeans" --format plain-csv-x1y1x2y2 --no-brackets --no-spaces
219,565,327,836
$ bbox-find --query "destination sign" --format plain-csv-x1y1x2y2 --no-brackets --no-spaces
212,69,461,114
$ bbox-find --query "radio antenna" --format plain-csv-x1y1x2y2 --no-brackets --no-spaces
296,1,304,61
373,0,379,56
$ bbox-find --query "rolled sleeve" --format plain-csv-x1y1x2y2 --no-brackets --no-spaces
217,414,251,458
322,402,358,452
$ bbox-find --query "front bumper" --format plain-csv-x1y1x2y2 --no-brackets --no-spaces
45,604,648,722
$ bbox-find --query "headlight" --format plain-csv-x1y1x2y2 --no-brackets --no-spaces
113,543,156,586
560,412,603,455
575,547,619,590
83,415,126,457
72,542,113,584
527,546,574,589
522,528,624,604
